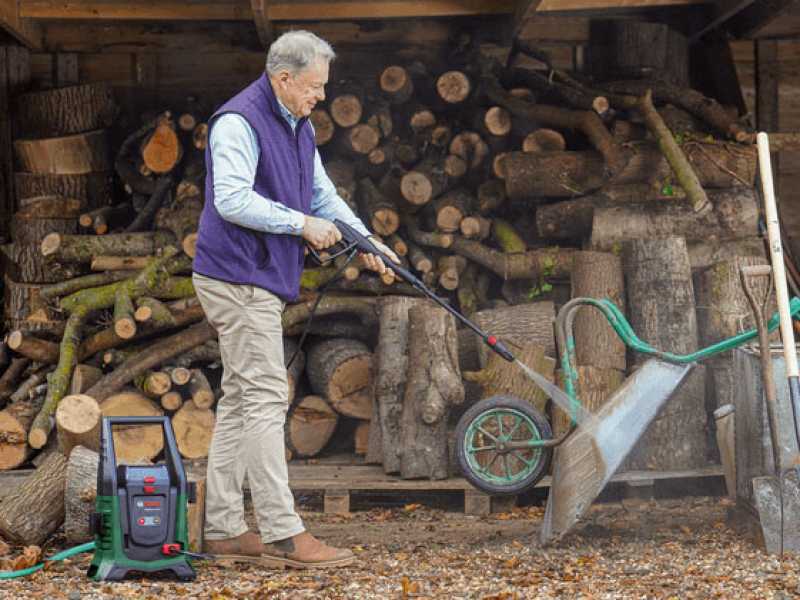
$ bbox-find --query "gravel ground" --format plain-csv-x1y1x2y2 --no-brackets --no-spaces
1,495,798,599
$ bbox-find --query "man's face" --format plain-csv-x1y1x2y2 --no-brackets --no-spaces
274,60,328,119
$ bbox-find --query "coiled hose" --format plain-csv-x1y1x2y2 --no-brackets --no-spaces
0,541,95,580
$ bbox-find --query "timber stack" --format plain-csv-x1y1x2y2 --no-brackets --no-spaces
0,21,771,545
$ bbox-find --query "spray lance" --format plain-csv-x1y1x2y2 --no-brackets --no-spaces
307,220,578,419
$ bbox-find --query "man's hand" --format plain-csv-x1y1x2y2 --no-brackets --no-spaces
302,216,342,250
362,236,400,276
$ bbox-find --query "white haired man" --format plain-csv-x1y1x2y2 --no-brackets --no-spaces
193,30,398,568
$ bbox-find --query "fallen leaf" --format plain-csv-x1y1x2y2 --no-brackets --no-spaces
0,539,9,557
10,546,41,571
404,503,422,512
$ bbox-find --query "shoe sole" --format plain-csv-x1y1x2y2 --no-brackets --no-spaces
209,554,287,569
260,553,357,569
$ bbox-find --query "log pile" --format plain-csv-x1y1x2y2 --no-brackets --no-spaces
0,21,771,545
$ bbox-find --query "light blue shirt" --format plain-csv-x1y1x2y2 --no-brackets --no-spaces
209,101,370,238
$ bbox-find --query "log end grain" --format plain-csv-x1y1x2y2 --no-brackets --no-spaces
436,70,471,104
172,400,215,459
485,107,512,137
330,94,362,128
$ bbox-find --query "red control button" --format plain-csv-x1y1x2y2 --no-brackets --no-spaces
138,518,145,525
144,485,155,493
144,476,155,484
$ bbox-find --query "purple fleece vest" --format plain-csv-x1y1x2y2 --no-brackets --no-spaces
193,74,314,302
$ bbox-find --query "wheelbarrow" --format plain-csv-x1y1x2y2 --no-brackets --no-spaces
454,295,800,544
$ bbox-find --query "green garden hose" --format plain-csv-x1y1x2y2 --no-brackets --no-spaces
0,541,95,580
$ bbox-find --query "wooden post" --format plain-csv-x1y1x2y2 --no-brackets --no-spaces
187,477,206,552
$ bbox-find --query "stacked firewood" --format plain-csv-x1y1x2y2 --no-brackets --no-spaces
0,24,769,536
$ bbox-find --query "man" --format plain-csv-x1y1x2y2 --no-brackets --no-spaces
192,30,398,569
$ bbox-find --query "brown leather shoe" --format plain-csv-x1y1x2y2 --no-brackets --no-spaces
262,531,355,569
203,531,281,566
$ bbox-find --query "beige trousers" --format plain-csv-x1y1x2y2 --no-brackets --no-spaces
193,273,305,543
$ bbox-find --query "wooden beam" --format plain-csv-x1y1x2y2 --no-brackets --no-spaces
537,0,711,10
756,40,779,131
21,1,517,21
728,0,800,38
251,0,272,49
512,0,544,39
688,0,756,41
0,1,41,48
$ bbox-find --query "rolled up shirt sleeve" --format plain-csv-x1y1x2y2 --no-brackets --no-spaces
209,113,306,235
310,149,371,238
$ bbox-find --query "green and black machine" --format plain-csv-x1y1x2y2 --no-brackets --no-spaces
88,416,197,581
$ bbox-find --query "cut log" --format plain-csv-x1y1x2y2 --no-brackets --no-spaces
1,242,83,283
64,446,99,543
15,171,112,211
449,131,489,170
463,343,555,413
449,238,575,281
16,82,116,139
135,370,172,398
14,130,109,175
154,200,201,243
141,116,182,174
380,65,413,104
433,189,472,233
477,179,506,214
522,128,566,153
400,155,449,208
437,255,467,291
193,123,208,150
491,219,526,253
590,187,759,250
134,296,176,328
325,159,356,208
306,338,373,419
114,288,137,339
41,230,176,263
0,392,43,470
69,364,103,395
535,184,683,240
56,393,101,456
160,391,184,412
436,70,471,105
357,178,399,236
79,202,134,235
503,142,756,199
172,400,215,460
570,251,626,371
460,215,492,240
40,270,136,300
0,358,32,407
188,368,215,409
285,395,338,458
623,237,707,470
354,420,370,455
335,123,380,157
687,237,765,271
329,93,362,128
400,306,464,480
552,366,625,436
443,154,467,180
4,277,63,336
0,452,67,545
99,390,164,463
695,255,773,411
92,256,151,271
310,108,334,146
167,366,192,386
7,330,58,363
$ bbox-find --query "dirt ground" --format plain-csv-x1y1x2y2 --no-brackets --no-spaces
1,494,798,599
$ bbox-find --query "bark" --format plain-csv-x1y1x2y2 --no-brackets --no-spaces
463,343,555,412
283,295,378,332
407,241,433,273
40,270,136,299
623,237,707,470
503,142,755,199
535,184,682,240
79,202,134,235
477,179,506,215
4,278,63,336
99,391,164,462
154,198,201,242
306,338,373,419
437,255,467,291
172,400,215,459
7,330,58,363
571,251,626,370
402,215,453,248
15,171,112,211
286,395,339,458
522,128,566,153
1,242,83,283
354,420,370,455
0,452,67,545
41,230,176,263
12,212,77,246
491,219,527,253
135,296,177,327
400,306,463,479
56,393,101,456
0,358,31,407
15,130,109,175
16,82,116,139
450,237,575,281
92,256,151,271
69,364,103,395
85,321,215,402
687,237,766,271
114,287,136,339
590,187,759,250
64,446,98,544
357,178,399,236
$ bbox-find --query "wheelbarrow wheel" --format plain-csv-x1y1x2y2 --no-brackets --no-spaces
455,395,553,496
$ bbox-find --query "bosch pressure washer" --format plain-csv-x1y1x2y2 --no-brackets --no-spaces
87,416,198,581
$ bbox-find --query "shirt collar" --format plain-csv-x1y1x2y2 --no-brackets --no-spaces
276,98,298,127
